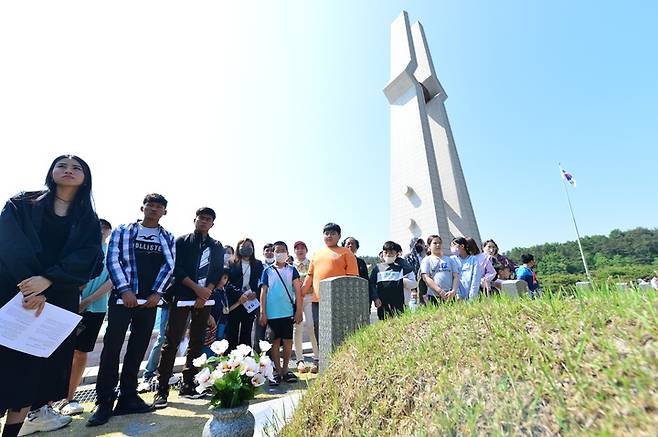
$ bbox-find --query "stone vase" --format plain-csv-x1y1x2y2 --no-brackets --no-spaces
202,403,255,437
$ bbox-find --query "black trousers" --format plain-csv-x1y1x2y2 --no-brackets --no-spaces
157,304,210,394
252,312,267,353
312,302,319,344
225,306,255,355
95,300,157,405
377,289,405,320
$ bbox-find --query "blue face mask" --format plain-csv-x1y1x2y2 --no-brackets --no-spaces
450,246,460,255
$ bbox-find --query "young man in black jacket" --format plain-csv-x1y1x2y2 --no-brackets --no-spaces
152,207,224,408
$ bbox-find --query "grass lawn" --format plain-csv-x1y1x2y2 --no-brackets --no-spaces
283,287,658,436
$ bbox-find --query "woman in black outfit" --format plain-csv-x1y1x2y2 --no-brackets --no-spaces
342,237,369,281
0,155,103,437
225,237,263,354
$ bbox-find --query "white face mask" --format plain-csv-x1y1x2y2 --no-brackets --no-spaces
274,253,288,263
224,254,232,264
264,255,274,264
383,255,396,264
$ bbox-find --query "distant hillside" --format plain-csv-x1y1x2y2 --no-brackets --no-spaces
505,227,658,275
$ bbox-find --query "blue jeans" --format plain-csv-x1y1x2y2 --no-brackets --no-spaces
143,306,168,379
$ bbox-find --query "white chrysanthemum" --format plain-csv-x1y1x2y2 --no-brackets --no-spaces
259,355,272,368
192,353,207,368
235,344,252,357
251,373,265,387
261,362,275,381
258,340,272,353
240,357,259,377
227,355,243,370
210,339,229,356
195,367,211,386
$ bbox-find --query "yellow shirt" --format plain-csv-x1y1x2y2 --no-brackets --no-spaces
307,246,359,302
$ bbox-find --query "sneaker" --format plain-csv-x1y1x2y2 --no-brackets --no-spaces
179,386,206,400
51,406,73,427
152,393,168,409
310,362,319,374
113,395,155,416
296,361,308,373
18,405,72,436
137,376,153,393
86,404,113,427
283,371,298,383
60,400,84,416
168,374,181,385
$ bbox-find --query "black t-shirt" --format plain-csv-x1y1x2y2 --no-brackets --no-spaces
38,209,73,271
39,209,74,305
135,224,164,298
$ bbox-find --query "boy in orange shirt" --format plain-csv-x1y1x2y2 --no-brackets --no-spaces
301,223,358,354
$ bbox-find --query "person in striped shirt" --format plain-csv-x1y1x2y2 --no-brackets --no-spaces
88,193,176,428
369,241,417,320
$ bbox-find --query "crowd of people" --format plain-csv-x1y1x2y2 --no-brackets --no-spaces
0,155,541,437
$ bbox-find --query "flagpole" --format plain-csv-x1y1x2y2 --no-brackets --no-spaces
559,163,593,283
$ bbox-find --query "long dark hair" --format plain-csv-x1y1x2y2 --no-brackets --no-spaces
232,237,258,270
451,237,472,255
482,239,499,255
13,155,95,218
464,237,481,255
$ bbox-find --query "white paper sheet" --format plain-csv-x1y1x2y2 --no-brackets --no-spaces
0,293,82,358
243,298,260,313
176,299,215,307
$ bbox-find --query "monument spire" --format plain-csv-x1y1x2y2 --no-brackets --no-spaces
384,11,481,253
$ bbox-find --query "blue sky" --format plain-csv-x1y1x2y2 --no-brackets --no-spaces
0,1,656,257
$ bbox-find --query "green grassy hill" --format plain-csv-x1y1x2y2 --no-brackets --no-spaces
283,288,658,436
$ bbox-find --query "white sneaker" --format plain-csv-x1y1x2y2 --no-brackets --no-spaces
59,400,84,416
168,374,181,385
137,377,153,393
18,405,71,436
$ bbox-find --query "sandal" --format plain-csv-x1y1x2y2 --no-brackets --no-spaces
310,362,319,374
296,361,308,373
283,371,298,383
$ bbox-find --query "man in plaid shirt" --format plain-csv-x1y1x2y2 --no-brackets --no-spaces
88,193,176,427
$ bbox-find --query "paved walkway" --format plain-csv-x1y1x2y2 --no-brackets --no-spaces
1,382,307,437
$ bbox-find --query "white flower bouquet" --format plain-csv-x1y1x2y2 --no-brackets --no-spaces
193,339,275,409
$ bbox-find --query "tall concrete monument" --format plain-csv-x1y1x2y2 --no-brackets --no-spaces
384,11,481,252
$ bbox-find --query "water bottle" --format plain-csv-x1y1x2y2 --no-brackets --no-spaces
409,295,418,312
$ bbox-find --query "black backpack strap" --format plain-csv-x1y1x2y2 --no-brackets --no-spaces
271,266,295,307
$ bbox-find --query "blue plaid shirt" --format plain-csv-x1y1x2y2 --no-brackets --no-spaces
107,222,176,296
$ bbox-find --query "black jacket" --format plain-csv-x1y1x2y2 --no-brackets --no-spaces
227,258,263,306
0,194,103,307
166,232,224,301
356,257,369,281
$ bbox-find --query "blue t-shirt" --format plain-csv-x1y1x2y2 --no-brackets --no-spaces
81,243,110,313
420,255,457,296
259,264,300,319
516,265,540,298
450,254,482,301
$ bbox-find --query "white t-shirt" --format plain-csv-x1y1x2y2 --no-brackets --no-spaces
241,260,251,291
197,246,210,286
420,255,457,297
